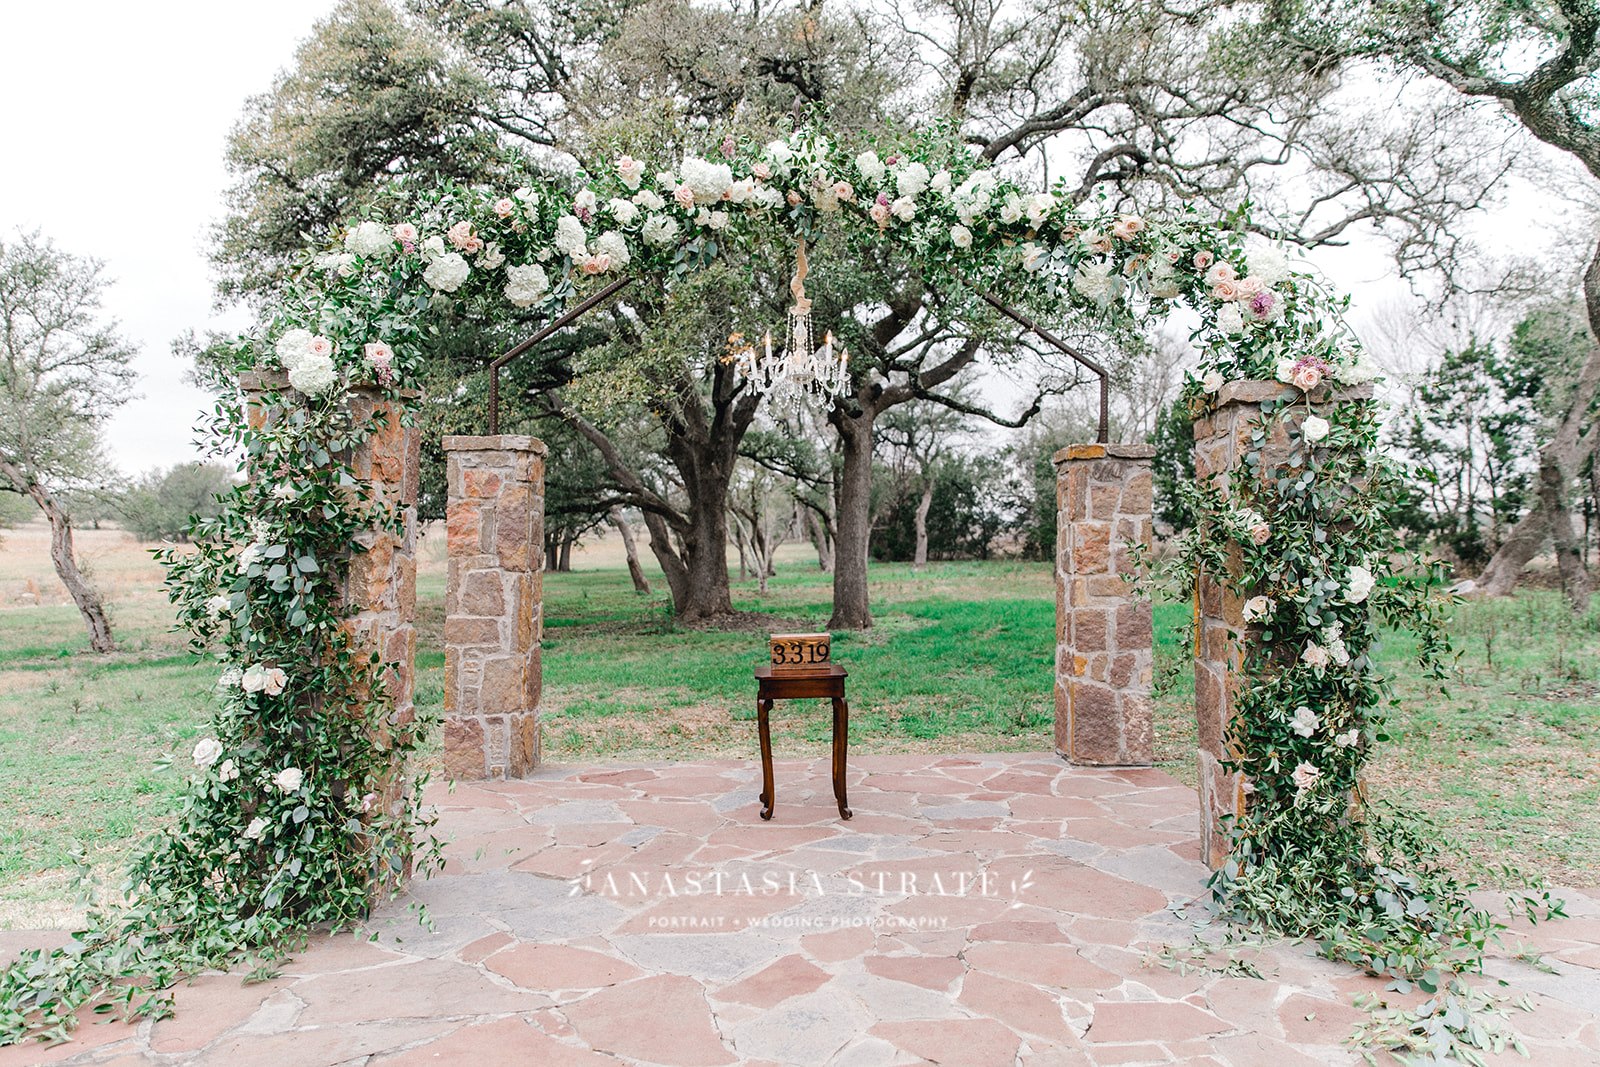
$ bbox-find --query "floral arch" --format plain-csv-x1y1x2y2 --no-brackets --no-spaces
5,126,1494,1047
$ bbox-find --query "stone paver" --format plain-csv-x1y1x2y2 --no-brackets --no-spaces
2,753,1596,1066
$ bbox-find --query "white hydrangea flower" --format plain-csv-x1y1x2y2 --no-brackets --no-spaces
421,234,447,259
344,220,393,257
855,151,886,183
1072,260,1117,304
192,737,223,767
422,252,470,293
1216,303,1246,334
592,231,631,269
633,188,666,212
896,161,931,198
272,767,303,793
930,169,952,195
315,251,358,275
679,156,734,202
554,216,588,258
1290,705,1320,738
217,666,244,692
642,214,680,246
274,328,315,372
609,198,640,226
288,352,339,396
764,139,794,167
1346,564,1376,604
1334,351,1381,385
503,264,550,308
1249,245,1292,286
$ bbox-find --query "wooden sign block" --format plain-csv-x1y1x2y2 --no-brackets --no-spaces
769,632,831,673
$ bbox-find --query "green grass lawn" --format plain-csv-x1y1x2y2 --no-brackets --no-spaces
2,536,1596,927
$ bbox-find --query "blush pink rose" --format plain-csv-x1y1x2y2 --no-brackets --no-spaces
447,220,475,250
833,180,855,201
1235,275,1264,298
673,184,697,210
1193,250,1214,270
580,253,611,275
786,190,803,206
1291,362,1324,391
869,202,892,228
1112,215,1145,240
752,162,772,180
493,198,515,218
1212,280,1239,301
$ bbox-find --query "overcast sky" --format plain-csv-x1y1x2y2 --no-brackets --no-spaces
0,1,338,476
0,3,1576,476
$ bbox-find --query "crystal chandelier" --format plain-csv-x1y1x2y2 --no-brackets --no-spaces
732,239,850,405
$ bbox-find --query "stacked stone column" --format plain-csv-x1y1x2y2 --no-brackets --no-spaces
442,435,546,779
1191,381,1371,867
1053,443,1156,767
241,373,420,886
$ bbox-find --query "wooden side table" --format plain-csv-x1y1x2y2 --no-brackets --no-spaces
753,664,852,821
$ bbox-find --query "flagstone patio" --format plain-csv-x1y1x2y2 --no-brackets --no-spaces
4,753,1597,1066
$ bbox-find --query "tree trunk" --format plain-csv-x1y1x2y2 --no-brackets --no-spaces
544,531,559,573
733,516,752,580
829,412,875,630
557,535,574,572
610,508,651,594
1545,460,1592,613
913,476,934,569
806,509,834,572
29,483,116,652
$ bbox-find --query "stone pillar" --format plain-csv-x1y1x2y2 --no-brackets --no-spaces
441,435,545,779
1190,381,1371,867
241,373,420,884
1054,443,1155,766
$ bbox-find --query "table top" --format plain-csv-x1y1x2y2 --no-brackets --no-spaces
754,664,847,680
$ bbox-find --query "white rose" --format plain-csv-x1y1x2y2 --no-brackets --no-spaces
1291,761,1321,794
616,156,646,189
478,243,505,271
205,594,231,620
890,196,916,222
219,758,239,782
344,220,393,258
1301,643,1330,670
1334,729,1361,749
422,252,470,293
192,737,223,768
261,667,288,695
1026,192,1055,224
609,198,640,226
421,235,447,259
1302,415,1330,442
1290,705,1320,738
1202,370,1224,393
1242,595,1272,622
244,817,269,840
1275,357,1297,384
765,139,794,166
272,767,303,793
706,211,730,231
896,161,930,198
1019,242,1047,272
240,664,269,693
503,263,550,308
288,352,339,397
950,225,972,249
573,188,598,214
553,215,587,258
999,196,1024,224
1346,565,1376,604
930,169,952,195
855,151,885,183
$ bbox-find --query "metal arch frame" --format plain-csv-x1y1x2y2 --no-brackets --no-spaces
486,277,1109,444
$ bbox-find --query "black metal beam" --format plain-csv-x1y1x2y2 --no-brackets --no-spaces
488,276,634,434
972,290,1110,443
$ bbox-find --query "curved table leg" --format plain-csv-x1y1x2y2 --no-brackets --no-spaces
757,696,775,820
832,696,852,820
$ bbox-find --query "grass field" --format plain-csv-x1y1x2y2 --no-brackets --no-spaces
1,518,1596,928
